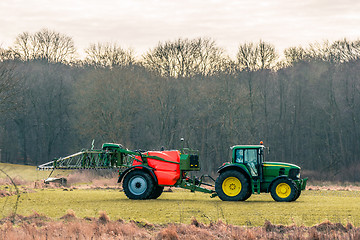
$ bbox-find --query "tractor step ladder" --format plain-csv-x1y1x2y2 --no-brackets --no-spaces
252,179,261,194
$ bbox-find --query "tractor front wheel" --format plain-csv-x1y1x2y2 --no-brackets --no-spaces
215,170,250,201
123,170,154,200
292,189,301,201
270,178,298,202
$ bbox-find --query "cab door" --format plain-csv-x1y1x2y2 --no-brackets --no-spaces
235,148,259,177
244,149,258,177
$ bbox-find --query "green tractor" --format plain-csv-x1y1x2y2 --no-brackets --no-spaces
215,142,307,202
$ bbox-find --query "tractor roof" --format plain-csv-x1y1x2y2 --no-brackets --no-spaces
231,145,265,149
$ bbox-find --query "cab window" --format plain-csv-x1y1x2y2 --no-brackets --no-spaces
235,149,244,163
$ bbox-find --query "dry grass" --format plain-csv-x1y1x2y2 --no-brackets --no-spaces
0,177,28,186
307,183,360,191
0,163,120,190
66,169,118,186
303,163,360,182
0,163,70,182
0,211,358,240
0,162,121,191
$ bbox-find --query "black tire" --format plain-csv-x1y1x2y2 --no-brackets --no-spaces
243,189,252,201
215,170,251,201
149,185,164,199
292,189,301,201
270,178,297,202
123,170,154,200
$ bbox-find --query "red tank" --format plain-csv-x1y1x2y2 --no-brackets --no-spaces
132,150,181,186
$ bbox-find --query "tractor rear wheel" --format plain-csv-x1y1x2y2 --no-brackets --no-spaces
243,188,252,201
270,178,297,202
215,170,250,201
123,170,154,200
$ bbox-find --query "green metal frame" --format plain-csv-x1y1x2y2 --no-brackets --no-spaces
37,142,215,195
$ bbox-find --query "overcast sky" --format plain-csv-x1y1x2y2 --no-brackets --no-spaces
1,0,360,58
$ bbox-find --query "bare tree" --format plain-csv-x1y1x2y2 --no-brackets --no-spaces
257,40,277,69
236,40,278,141
2,61,75,165
236,40,277,71
13,32,33,61
0,47,16,60
0,61,20,113
142,37,227,78
12,29,76,63
85,42,135,68
73,68,143,146
331,39,360,62
306,39,360,63
192,38,229,76
284,46,307,65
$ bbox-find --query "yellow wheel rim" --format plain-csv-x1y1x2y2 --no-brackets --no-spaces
276,183,291,198
222,177,242,196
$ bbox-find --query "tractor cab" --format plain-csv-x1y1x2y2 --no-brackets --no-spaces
232,145,264,178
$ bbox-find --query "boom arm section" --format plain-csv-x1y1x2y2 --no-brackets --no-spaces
37,143,177,170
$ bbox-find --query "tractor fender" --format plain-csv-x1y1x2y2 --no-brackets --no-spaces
118,165,158,184
217,164,252,182
267,175,289,193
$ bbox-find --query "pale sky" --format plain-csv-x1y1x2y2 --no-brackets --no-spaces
1,0,360,58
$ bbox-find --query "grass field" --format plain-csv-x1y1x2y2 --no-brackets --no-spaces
0,188,359,227
0,162,360,228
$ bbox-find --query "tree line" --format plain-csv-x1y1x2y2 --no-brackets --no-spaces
1,29,360,181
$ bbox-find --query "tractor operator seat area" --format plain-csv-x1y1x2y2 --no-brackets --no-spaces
235,149,258,176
